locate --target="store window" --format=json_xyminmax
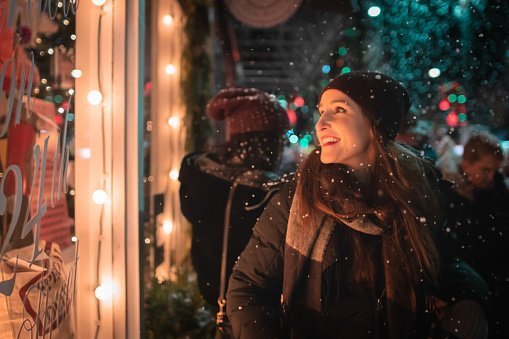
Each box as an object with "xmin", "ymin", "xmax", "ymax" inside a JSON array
[{"xmin": 0, "ymin": 0, "xmax": 77, "ymax": 338}]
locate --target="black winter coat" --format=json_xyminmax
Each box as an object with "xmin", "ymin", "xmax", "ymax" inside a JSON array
[
  {"xmin": 226, "ymin": 178, "xmax": 490, "ymax": 339},
  {"xmin": 179, "ymin": 152, "xmax": 284, "ymax": 309}
]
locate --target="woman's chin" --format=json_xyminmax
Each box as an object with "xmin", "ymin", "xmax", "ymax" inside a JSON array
[{"xmin": 320, "ymin": 154, "xmax": 335, "ymax": 164}]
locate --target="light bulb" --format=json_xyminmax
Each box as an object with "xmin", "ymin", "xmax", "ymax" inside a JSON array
[
  {"xmin": 71, "ymin": 236, "xmax": 78, "ymax": 242},
  {"xmin": 94, "ymin": 280, "xmax": 116, "ymax": 301},
  {"xmin": 92, "ymin": 189, "xmax": 107, "ymax": 205},
  {"xmin": 165, "ymin": 64, "xmax": 176, "ymax": 75},
  {"xmin": 87, "ymin": 90, "xmax": 103, "ymax": 106},
  {"xmin": 71, "ymin": 69, "xmax": 83, "ymax": 78},
  {"xmin": 91, "ymin": 0, "xmax": 107, "ymax": 6},
  {"xmin": 428, "ymin": 68, "xmax": 441, "ymax": 78},
  {"xmin": 367, "ymin": 6, "xmax": 381, "ymax": 17},
  {"xmin": 163, "ymin": 15, "xmax": 173, "ymax": 26},
  {"xmin": 79, "ymin": 148, "xmax": 91, "ymax": 159},
  {"xmin": 169, "ymin": 169, "xmax": 179, "ymax": 180},
  {"xmin": 167, "ymin": 116, "xmax": 180, "ymax": 128},
  {"xmin": 48, "ymin": 48, "xmax": 54, "ymax": 55},
  {"xmin": 163, "ymin": 220, "xmax": 173, "ymax": 234}
]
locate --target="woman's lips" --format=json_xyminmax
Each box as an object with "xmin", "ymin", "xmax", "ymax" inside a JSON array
[{"xmin": 321, "ymin": 136, "xmax": 340, "ymax": 147}]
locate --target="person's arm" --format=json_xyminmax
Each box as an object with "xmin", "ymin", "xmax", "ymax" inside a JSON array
[{"xmin": 226, "ymin": 181, "xmax": 293, "ymax": 339}]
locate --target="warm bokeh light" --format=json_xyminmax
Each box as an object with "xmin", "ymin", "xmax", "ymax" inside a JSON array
[
  {"xmin": 168, "ymin": 116, "xmax": 180, "ymax": 128},
  {"xmin": 163, "ymin": 15, "xmax": 173, "ymax": 26},
  {"xmin": 165, "ymin": 64, "xmax": 177, "ymax": 75},
  {"xmin": 87, "ymin": 90, "xmax": 103, "ymax": 106},
  {"xmin": 92, "ymin": 189, "xmax": 108, "ymax": 205},
  {"xmin": 163, "ymin": 220, "xmax": 173, "ymax": 234}
]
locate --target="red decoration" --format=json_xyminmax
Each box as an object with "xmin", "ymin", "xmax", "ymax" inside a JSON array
[
  {"xmin": 446, "ymin": 112, "xmax": 459, "ymax": 127},
  {"xmin": 294, "ymin": 96, "xmax": 305, "ymax": 107},
  {"xmin": 439, "ymin": 99, "xmax": 450, "ymax": 111},
  {"xmin": 287, "ymin": 109, "xmax": 297, "ymax": 126}
]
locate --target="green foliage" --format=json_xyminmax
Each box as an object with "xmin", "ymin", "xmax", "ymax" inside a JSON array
[
  {"xmin": 145, "ymin": 277, "xmax": 215, "ymax": 339},
  {"xmin": 178, "ymin": 0, "xmax": 213, "ymax": 152}
]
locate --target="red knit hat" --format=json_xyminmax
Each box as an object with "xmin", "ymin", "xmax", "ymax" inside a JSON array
[{"xmin": 206, "ymin": 87, "xmax": 290, "ymax": 139}]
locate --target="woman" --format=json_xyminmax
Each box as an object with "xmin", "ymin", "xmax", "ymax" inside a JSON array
[{"xmin": 226, "ymin": 72, "xmax": 487, "ymax": 338}]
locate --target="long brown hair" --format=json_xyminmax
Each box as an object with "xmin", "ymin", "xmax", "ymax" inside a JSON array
[{"xmin": 297, "ymin": 118, "xmax": 443, "ymax": 288}]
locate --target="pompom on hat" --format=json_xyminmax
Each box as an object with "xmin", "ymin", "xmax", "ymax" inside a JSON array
[
  {"xmin": 320, "ymin": 71, "xmax": 410, "ymax": 140},
  {"xmin": 206, "ymin": 87, "xmax": 290, "ymax": 139}
]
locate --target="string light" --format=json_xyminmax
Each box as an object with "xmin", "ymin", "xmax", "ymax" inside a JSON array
[
  {"xmin": 169, "ymin": 169, "xmax": 179, "ymax": 180},
  {"xmin": 92, "ymin": 189, "xmax": 108, "ymax": 205},
  {"xmin": 162, "ymin": 15, "xmax": 173, "ymax": 26},
  {"xmin": 165, "ymin": 64, "xmax": 176, "ymax": 75},
  {"xmin": 71, "ymin": 34, "xmax": 77, "ymax": 41},
  {"xmin": 163, "ymin": 220, "xmax": 173, "ymax": 234},
  {"xmin": 87, "ymin": 90, "xmax": 103, "ymax": 106},
  {"xmin": 58, "ymin": 107, "xmax": 65, "ymax": 114},
  {"xmin": 91, "ymin": 0, "xmax": 107, "ymax": 6},
  {"xmin": 167, "ymin": 116, "xmax": 180, "ymax": 128},
  {"xmin": 94, "ymin": 280, "xmax": 116, "ymax": 302},
  {"xmin": 71, "ymin": 236, "xmax": 78, "ymax": 242},
  {"xmin": 71, "ymin": 69, "xmax": 83, "ymax": 78},
  {"xmin": 48, "ymin": 48, "xmax": 54, "ymax": 55},
  {"xmin": 368, "ymin": 6, "xmax": 381, "ymax": 17},
  {"xmin": 428, "ymin": 68, "xmax": 441, "ymax": 78}
]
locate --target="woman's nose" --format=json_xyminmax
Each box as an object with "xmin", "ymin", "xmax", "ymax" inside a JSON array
[{"xmin": 315, "ymin": 113, "xmax": 330, "ymax": 131}]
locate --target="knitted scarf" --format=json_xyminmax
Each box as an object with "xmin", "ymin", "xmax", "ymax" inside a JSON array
[{"xmin": 282, "ymin": 192, "xmax": 420, "ymax": 339}]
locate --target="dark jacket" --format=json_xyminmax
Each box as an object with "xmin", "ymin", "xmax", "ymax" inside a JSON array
[
  {"xmin": 179, "ymin": 152, "xmax": 285, "ymax": 309},
  {"xmin": 226, "ymin": 173, "xmax": 490, "ymax": 339},
  {"xmin": 444, "ymin": 171, "xmax": 509, "ymax": 338}
]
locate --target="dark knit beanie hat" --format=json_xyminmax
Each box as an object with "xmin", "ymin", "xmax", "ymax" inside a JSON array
[
  {"xmin": 206, "ymin": 87, "xmax": 290, "ymax": 139},
  {"xmin": 320, "ymin": 71, "xmax": 410, "ymax": 140}
]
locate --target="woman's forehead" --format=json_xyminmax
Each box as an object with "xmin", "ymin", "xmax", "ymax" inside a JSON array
[{"xmin": 318, "ymin": 89, "xmax": 353, "ymax": 107}]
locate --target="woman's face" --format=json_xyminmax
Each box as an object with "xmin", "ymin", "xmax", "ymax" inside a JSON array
[{"xmin": 316, "ymin": 89, "xmax": 375, "ymax": 168}]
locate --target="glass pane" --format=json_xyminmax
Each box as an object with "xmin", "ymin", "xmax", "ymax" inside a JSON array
[{"xmin": 0, "ymin": 1, "xmax": 77, "ymax": 337}]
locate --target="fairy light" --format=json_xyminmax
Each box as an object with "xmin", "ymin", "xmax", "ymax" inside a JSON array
[
  {"xmin": 94, "ymin": 280, "xmax": 117, "ymax": 302},
  {"xmin": 71, "ymin": 236, "xmax": 78, "ymax": 242},
  {"xmin": 91, "ymin": 0, "xmax": 107, "ymax": 6},
  {"xmin": 167, "ymin": 116, "xmax": 180, "ymax": 128},
  {"xmin": 78, "ymin": 147, "xmax": 92, "ymax": 159},
  {"xmin": 169, "ymin": 169, "xmax": 179, "ymax": 180},
  {"xmin": 71, "ymin": 69, "xmax": 83, "ymax": 78},
  {"xmin": 163, "ymin": 220, "xmax": 173, "ymax": 234},
  {"xmin": 87, "ymin": 90, "xmax": 103, "ymax": 106},
  {"xmin": 71, "ymin": 34, "xmax": 77, "ymax": 41},
  {"xmin": 92, "ymin": 189, "xmax": 108, "ymax": 205},
  {"xmin": 163, "ymin": 15, "xmax": 173, "ymax": 26},
  {"xmin": 48, "ymin": 48, "xmax": 54, "ymax": 55},
  {"xmin": 428, "ymin": 68, "xmax": 441, "ymax": 78},
  {"xmin": 165, "ymin": 64, "xmax": 176, "ymax": 75}
]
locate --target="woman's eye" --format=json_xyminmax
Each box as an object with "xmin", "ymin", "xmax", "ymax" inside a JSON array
[{"xmin": 335, "ymin": 107, "xmax": 346, "ymax": 113}]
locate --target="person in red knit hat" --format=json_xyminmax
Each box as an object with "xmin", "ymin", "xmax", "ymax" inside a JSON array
[{"xmin": 178, "ymin": 88, "xmax": 290, "ymax": 326}]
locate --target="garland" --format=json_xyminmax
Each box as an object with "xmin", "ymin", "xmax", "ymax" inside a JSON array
[{"xmin": 178, "ymin": 0, "xmax": 213, "ymax": 152}]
